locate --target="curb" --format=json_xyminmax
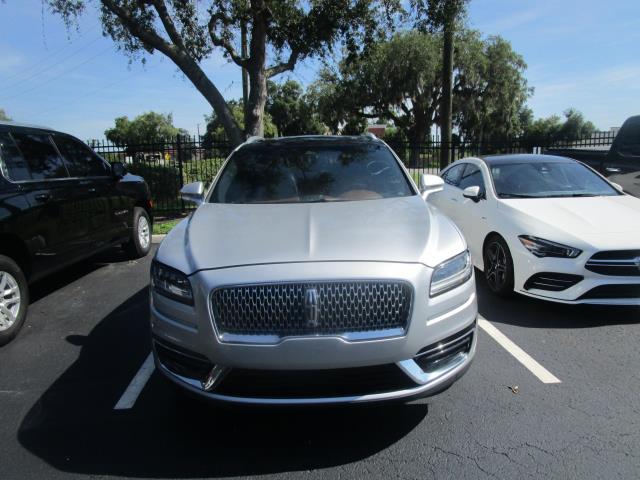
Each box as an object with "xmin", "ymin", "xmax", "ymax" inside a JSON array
[{"xmin": 152, "ymin": 234, "xmax": 166, "ymax": 244}]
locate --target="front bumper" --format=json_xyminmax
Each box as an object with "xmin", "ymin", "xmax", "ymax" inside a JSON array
[
  {"xmin": 150, "ymin": 261, "xmax": 477, "ymax": 405},
  {"xmin": 510, "ymin": 245, "xmax": 640, "ymax": 305}
]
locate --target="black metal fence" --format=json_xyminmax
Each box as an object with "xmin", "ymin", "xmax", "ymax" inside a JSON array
[{"xmin": 90, "ymin": 131, "xmax": 617, "ymax": 215}]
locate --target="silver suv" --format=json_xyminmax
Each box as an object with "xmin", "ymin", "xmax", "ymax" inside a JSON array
[{"xmin": 150, "ymin": 135, "xmax": 477, "ymax": 405}]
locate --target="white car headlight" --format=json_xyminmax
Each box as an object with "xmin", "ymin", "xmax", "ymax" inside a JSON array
[
  {"xmin": 518, "ymin": 235, "xmax": 582, "ymax": 258},
  {"xmin": 151, "ymin": 260, "xmax": 194, "ymax": 305},
  {"xmin": 430, "ymin": 251, "xmax": 473, "ymax": 297}
]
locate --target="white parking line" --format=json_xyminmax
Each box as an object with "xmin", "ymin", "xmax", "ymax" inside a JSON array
[
  {"xmin": 114, "ymin": 353, "xmax": 155, "ymax": 410},
  {"xmin": 478, "ymin": 317, "xmax": 561, "ymax": 384}
]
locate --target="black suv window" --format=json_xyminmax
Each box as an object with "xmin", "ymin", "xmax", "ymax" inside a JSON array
[
  {"xmin": 0, "ymin": 132, "xmax": 31, "ymax": 181},
  {"xmin": 54, "ymin": 135, "xmax": 111, "ymax": 177},
  {"xmin": 458, "ymin": 164, "xmax": 486, "ymax": 192},
  {"xmin": 11, "ymin": 133, "xmax": 68, "ymax": 180},
  {"xmin": 442, "ymin": 163, "xmax": 465, "ymax": 186}
]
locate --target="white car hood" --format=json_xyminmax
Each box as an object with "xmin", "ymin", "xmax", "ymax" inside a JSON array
[
  {"xmin": 158, "ymin": 195, "xmax": 465, "ymax": 273},
  {"xmin": 499, "ymin": 194, "xmax": 640, "ymax": 246}
]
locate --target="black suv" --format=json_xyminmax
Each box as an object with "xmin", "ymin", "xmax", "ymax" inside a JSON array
[{"xmin": 0, "ymin": 121, "xmax": 153, "ymax": 344}]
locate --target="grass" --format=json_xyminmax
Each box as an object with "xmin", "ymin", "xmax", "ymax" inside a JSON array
[{"xmin": 153, "ymin": 218, "xmax": 181, "ymax": 235}]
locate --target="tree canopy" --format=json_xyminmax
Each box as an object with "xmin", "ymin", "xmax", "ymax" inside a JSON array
[
  {"xmin": 105, "ymin": 111, "xmax": 186, "ymax": 146},
  {"xmin": 312, "ymin": 29, "xmax": 530, "ymax": 156},
  {"xmin": 0, "ymin": 108, "xmax": 10, "ymax": 121},
  {"xmin": 266, "ymin": 80, "xmax": 325, "ymax": 136},
  {"xmin": 522, "ymin": 108, "xmax": 597, "ymax": 143},
  {"xmin": 47, "ymin": 0, "xmax": 402, "ymax": 146},
  {"xmin": 202, "ymin": 99, "xmax": 277, "ymax": 148}
]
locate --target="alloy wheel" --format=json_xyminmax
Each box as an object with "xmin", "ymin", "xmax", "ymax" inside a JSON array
[
  {"xmin": 138, "ymin": 215, "xmax": 151, "ymax": 250},
  {"xmin": 0, "ymin": 271, "xmax": 21, "ymax": 331},
  {"xmin": 485, "ymin": 241, "xmax": 508, "ymax": 291}
]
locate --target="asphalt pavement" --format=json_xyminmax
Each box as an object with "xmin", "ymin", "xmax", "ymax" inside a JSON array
[{"xmin": 0, "ymin": 245, "xmax": 639, "ymax": 479}]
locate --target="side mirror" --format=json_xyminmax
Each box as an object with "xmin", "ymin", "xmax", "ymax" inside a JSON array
[
  {"xmin": 462, "ymin": 185, "xmax": 483, "ymax": 202},
  {"xmin": 180, "ymin": 181, "xmax": 205, "ymax": 205},
  {"xmin": 611, "ymin": 182, "xmax": 624, "ymax": 192},
  {"xmin": 419, "ymin": 174, "xmax": 444, "ymax": 200},
  {"xmin": 112, "ymin": 162, "xmax": 127, "ymax": 178}
]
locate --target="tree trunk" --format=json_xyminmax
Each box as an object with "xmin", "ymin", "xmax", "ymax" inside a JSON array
[
  {"xmin": 173, "ymin": 51, "xmax": 243, "ymax": 147},
  {"xmin": 440, "ymin": 21, "xmax": 454, "ymax": 169},
  {"xmin": 244, "ymin": 11, "xmax": 267, "ymax": 137}
]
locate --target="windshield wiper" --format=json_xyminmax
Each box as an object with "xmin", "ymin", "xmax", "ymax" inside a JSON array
[{"xmin": 499, "ymin": 193, "xmax": 536, "ymax": 198}]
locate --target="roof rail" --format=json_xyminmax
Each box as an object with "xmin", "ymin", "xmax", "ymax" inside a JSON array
[{"xmin": 245, "ymin": 135, "xmax": 264, "ymax": 144}]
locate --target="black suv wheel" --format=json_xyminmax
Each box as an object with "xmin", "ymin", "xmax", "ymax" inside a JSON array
[
  {"xmin": 0, "ymin": 255, "xmax": 29, "ymax": 346},
  {"xmin": 124, "ymin": 207, "xmax": 152, "ymax": 258}
]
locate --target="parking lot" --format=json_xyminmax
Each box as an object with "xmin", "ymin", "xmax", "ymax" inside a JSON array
[{"xmin": 0, "ymin": 244, "xmax": 638, "ymax": 479}]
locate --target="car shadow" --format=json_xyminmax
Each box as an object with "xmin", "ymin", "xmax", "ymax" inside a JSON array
[
  {"xmin": 29, "ymin": 247, "xmax": 137, "ymax": 303},
  {"xmin": 475, "ymin": 269, "xmax": 640, "ymax": 329},
  {"xmin": 17, "ymin": 287, "xmax": 428, "ymax": 478}
]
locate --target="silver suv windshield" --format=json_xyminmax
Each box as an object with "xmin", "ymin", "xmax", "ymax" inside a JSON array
[{"xmin": 210, "ymin": 142, "xmax": 414, "ymax": 204}]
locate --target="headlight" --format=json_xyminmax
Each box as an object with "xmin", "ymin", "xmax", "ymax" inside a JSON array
[
  {"xmin": 430, "ymin": 251, "xmax": 473, "ymax": 297},
  {"xmin": 518, "ymin": 235, "xmax": 581, "ymax": 258},
  {"xmin": 151, "ymin": 260, "xmax": 194, "ymax": 305}
]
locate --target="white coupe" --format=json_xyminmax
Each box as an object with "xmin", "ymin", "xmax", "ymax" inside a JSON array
[{"xmin": 430, "ymin": 154, "xmax": 640, "ymax": 305}]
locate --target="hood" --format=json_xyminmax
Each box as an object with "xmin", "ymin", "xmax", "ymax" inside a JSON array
[
  {"xmin": 499, "ymin": 194, "xmax": 640, "ymax": 246},
  {"xmin": 158, "ymin": 195, "xmax": 466, "ymax": 273}
]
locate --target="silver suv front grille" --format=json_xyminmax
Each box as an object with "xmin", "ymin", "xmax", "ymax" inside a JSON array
[{"xmin": 210, "ymin": 281, "xmax": 413, "ymax": 338}]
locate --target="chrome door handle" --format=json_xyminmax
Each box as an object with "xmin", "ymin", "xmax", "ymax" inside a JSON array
[
  {"xmin": 88, "ymin": 187, "xmax": 97, "ymax": 193},
  {"xmin": 605, "ymin": 167, "xmax": 621, "ymax": 173}
]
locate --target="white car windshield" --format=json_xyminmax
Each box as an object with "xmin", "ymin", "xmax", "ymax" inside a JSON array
[
  {"xmin": 490, "ymin": 161, "xmax": 620, "ymax": 198},
  {"xmin": 210, "ymin": 142, "xmax": 414, "ymax": 204}
]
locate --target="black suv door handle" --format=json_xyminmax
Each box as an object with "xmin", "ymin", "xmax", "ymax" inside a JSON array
[
  {"xmin": 88, "ymin": 187, "xmax": 97, "ymax": 193},
  {"xmin": 35, "ymin": 193, "xmax": 51, "ymax": 203},
  {"xmin": 605, "ymin": 167, "xmax": 622, "ymax": 173}
]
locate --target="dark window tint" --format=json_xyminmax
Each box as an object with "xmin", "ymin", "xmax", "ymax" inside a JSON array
[
  {"xmin": 54, "ymin": 135, "xmax": 111, "ymax": 177},
  {"xmin": 458, "ymin": 164, "xmax": 485, "ymax": 192},
  {"xmin": 211, "ymin": 143, "xmax": 413, "ymax": 204},
  {"xmin": 490, "ymin": 161, "xmax": 619, "ymax": 198},
  {"xmin": 0, "ymin": 133, "xmax": 31, "ymax": 181},
  {"xmin": 442, "ymin": 163, "xmax": 465, "ymax": 186},
  {"xmin": 11, "ymin": 133, "xmax": 68, "ymax": 180}
]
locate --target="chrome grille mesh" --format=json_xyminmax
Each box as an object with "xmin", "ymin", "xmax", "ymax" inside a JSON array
[{"xmin": 211, "ymin": 281, "xmax": 412, "ymax": 337}]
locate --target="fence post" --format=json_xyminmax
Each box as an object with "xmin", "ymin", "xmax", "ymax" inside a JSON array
[{"xmin": 176, "ymin": 135, "xmax": 185, "ymax": 213}]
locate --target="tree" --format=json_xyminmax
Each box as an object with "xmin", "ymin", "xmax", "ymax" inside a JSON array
[
  {"xmin": 522, "ymin": 109, "xmax": 597, "ymax": 143},
  {"xmin": 412, "ymin": 0, "xmax": 469, "ymax": 168},
  {"xmin": 312, "ymin": 30, "xmax": 530, "ymax": 163},
  {"xmin": 202, "ymin": 99, "xmax": 277, "ymax": 148},
  {"xmin": 266, "ymin": 80, "xmax": 325, "ymax": 136},
  {"xmin": 453, "ymin": 33, "xmax": 531, "ymax": 145},
  {"xmin": 0, "ymin": 108, "xmax": 10, "ymax": 121},
  {"xmin": 105, "ymin": 111, "xmax": 186, "ymax": 151},
  {"xmin": 48, "ymin": 0, "xmax": 402, "ymax": 147}
]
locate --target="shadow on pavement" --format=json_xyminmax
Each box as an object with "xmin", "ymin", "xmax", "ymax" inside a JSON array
[
  {"xmin": 29, "ymin": 247, "xmax": 134, "ymax": 303},
  {"xmin": 476, "ymin": 269, "xmax": 640, "ymax": 328},
  {"xmin": 18, "ymin": 287, "xmax": 428, "ymax": 478}
]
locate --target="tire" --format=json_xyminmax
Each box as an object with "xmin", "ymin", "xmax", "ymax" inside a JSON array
[
  {"xmin": 124, "ymin": 207, "xmax": 152, "ymax": 259},
  {"xmin": 0, "ymin": 255, "xmax": 29, "ymax": 346},
  {"xmin": 483, "ymin": 235, "xmax": 515, "ymax": 297}
]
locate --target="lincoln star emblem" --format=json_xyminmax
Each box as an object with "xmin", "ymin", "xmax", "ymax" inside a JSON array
[
  {"xmin": 304, "ymin": 287, "xmax": 320, "ymax": 328},
  {"xmin": 635, "ymin": 256, "xmax": 640, "ymax": 272}
]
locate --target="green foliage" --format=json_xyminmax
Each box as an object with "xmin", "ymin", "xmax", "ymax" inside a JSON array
[
  {"xmin": 522, "ymin": 108, "xmax": 597, "ymax": 143},
  {"xmin": 266, "ymin": 80, "xmax": 326, "ymax": 136},
  {"xmin": 105, "ymin": 112, "xmax": 186, "ymax": 147},
  {"xmin": 0, "ymin": 108, "xmax": 10, "ymax": 121},
  {"xmin": 312, "ymin": 29, "xmax": 530, "ymax": 145},
  {"xmin": 453, "ymin": 32, "xmax": 532, "ymax": 142},
  {"xmin": 202, "ymin": 100, "xmax": 277, "ymax": 148}
]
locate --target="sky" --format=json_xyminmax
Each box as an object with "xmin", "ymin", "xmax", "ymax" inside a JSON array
[{"xmin": 0, "ymin": 0, "xmax": 639, "ymax": 140}]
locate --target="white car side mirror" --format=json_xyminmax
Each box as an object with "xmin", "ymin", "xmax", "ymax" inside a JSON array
[
  {"xmin": 611, "ymin": 182, "xmax": 624, "ymax": 192},
  {"xmin": 419, "ymin": 174, "xmax": 444, "ymax": 200},
  {"xmin": 462, "ymin": 185, "xmax": 483, "ymax": 202},
  {"xmin": 180, "ymin": 181, "xmax": 205, "ymax": 205}
]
